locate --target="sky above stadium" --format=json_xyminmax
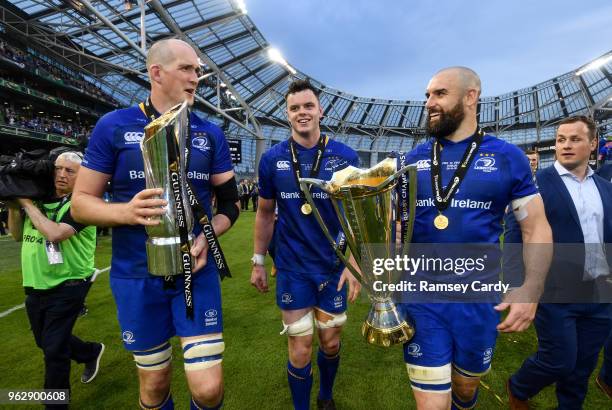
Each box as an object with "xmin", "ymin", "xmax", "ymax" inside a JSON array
[{"xmin": 247, "ymin": 0, "xmax": 612, "ymax": 100}]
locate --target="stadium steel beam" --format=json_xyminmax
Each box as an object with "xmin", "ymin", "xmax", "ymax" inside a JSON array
[
  {"xmin": 64, "ymin": 0, "xmax": 192, "ymax": 39},
  {"xmin": 100, "ymin": 0, "xmax": 149, "ymax": 51},
  {"xmin": 553, "ymin": 81, "xmax": 569, "ymax": 118},
  {"xmin": 29, "ymin": 36, "xmax": 143, "ymax": 76},
  {"xmin": 235, "ymin": 61, "xmax": 275, "ymax": 89},
  {"xmin": 359, "ymin": 101, "xmax": 374, "ymax": 125},
  {"xmin": 401, "ymin": 104, "xmax": 412, "ymax": 128},
  {"xmin": 217, "ymin": 47, "xmax": 263, "ymax": 71},
  {"xmin": 340, "ymin": 99, "xmax": 356, "ymax": 123},
  {"xmin": 96, "ymin": 11, "xmax": 245, "ymax": 60},
  {"xmin": 532, "ymin": 87, "xmax": 541, "ymax": 142},
  {"xmin": 322, "ymin": 94, "xmax": 339, "ymax": 117},
  {"xmin": 377, "ymin": 102, "xmax": 392, "ymax": 136},
  {"xmin": 80, "ymin": 1, "xmax": 145, "ymax": 62},
  {"xmin": 202, "ymin": 59, "xmax": 273, "ymax": 100},
  {"xmin": 245, "ymin": 72, "xmax": 288, "ymax": 105},
  {"xmin": 263, "ymin": 96, "xmax": 286, "ymax": 118},
  {"xmin": 28, "ymin": 2, "xmax": 71, "ymax": 20},
  {"xmin": 575, "ymin": 75, "xmax": 596, "ymax": 110},
  {"xmin": 513, "ymin": 92, "xmax": 520, "ymax": 125},
  {"xmin": 146, "ymin": 0, "xmax": 266, "ymax": 172}
]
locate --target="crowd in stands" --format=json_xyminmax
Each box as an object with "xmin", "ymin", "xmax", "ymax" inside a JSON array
[
  {"xmin": 0, "ymin": 39, "xmax": 119, "ymax": 106},
  {"xmin": 0, "ymin": 102, "xmax": 92, "ymax": 140}
]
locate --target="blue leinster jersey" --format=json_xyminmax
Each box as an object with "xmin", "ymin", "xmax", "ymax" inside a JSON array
[
  {"xmin": 395, "ymin": 134, "xmax": 537, "ymax": 301},
  {"xmin": 83, "ymin": 105, "xmax": 233, "ymax": 279},
  {"xmin": 402, "ymin": 134, "xmax": 536, "ymax": 244},
  {"xmin": 259, "ymin": 138, "xmax": 359, "ymax": 274}
]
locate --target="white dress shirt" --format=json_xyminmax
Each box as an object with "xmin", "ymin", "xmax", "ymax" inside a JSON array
[{"xmin": 554, "ymin": 161, "xmax": 608, "ymax": 279}]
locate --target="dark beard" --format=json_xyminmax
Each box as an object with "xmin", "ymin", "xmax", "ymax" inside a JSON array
[{"xmin": 426, "ymin": 102, "xmax": 465, "ymax": 139}]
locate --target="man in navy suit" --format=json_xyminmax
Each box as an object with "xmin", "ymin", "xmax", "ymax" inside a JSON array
[
  {"xmin": 596, "ymin": 162, "xmax": 612, "ymax": 182},
  {"xmin": 508, "ymin": 116, "xmax": 612, "ymax": 409},
  {"xmin": 595, "ymin": 161, "xmax": 612, "ymax": 400}
]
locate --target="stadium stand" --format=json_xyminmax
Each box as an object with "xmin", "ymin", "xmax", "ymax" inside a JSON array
[
  {"xmin": 0, "ymin": 32, "xmax": 117, "ymax": 155},
  {"xmin": 0, "ymin": 0, "xmax": 609, "ymax": 172}
]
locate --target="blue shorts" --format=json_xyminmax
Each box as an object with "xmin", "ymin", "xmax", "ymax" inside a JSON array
[
  {"xmin": 401, "ymin": 303, "xmax": 499, "ymax": 392},
  {"xmin": 275, "ymin": 269, "xmax": 347, "ymax": 314},
  {"xmin": 110, "ymin": 270, "xmax": 223, "ymax": 351}
]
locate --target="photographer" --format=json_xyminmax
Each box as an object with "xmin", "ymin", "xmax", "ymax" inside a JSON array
[{"xmin": 8, "ymin": 151, "xmax": 103, "ymax": 409}]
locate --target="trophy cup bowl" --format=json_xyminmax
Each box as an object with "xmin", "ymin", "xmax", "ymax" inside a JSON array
[
  {"xmin": 300, "ymin": 157, "xmax": 417, "ymax": 347},
  {"xmin": 140, "ymin": 101, "xmax": 194, "ymax": 276}
]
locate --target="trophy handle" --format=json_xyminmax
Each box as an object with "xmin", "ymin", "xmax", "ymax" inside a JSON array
[
  {"xmin": 299, "ymin": 180, "xmax": 364, "ymax": 284},
  {"xmin": 376, "ymin": 164, "xmax": 413, "ymax": 191}
]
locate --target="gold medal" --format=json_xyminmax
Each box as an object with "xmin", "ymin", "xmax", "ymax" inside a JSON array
[
  {"xmin": 434, "ymin": 214, "xmax": 449, "ymax": 230},
  {"xmin": 301, "ymin": 203, "xmax": 312, "ymax": 215}
]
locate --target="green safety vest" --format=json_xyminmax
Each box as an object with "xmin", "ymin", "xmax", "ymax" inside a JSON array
[{"xmin": 21, "ymin": 198, "xmax": 96, "ymax": 290}]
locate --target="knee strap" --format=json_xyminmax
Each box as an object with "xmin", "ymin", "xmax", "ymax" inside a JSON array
[
  {"xmin": 407, "ymin": 363, "xmax": 452, "ymax": 393},
  {"xmin": 133, "ymin": 342, "xmax": 172, "ymax": 371},
  {"xmin": 182, "ymin": 334, "xmax": 225, "ymax": 371},
  {"xmin": 314, "ymin": 309, "xmax": 347, "ymax": 329},
  {"xmin": 280, "ymin": 311, "xmax": 314, "ymax": 337}
]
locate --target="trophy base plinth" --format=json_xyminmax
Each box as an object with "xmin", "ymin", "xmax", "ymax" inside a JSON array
[
  {"xmin": 361, "ymin": 301, "xmax": 415, "ymax": 347},
  {"xmin": 146, "ymin": 236, "xmax": 194, "ymax": 276}
]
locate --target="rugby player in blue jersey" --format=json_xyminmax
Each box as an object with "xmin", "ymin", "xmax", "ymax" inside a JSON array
[
  {"xmin": 71, "ymin": 39, "xmax": 239, "ymax": 410},
  {"xmin": 250, "ymin": 80, "xmax": 361, "ymax": 410},
  {"xmin": 397, "ymin": 67, "xmax": 552, "ymax": 410}
]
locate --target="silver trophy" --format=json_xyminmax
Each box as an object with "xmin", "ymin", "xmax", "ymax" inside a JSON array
[
  {"xmin": 140, "ymin": 101, "xmax": 194, "ymax": 276},
  {"xmin": 300, "ymin": 157, "xmax": 417, "ymax": 347}
]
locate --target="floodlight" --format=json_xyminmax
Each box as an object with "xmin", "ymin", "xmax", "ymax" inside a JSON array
[
  {"xmin": 268, "ymin": 48, "xmax": 297, "ymax": 74},
  {"xmin": 268, "ymin": 48, "xmax": 286, "ymax": 65},
  {"xmin": 285, "ymin": 64, "xmax": 297, "ymax": 75},
  {"xmin": 236, "ymin": 0, "xmax": 247, "ymax": 14}
]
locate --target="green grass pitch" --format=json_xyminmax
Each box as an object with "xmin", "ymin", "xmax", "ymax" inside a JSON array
[{"xmin": 0, "ymin": 211, "xmax": 608, "ymax": 409}]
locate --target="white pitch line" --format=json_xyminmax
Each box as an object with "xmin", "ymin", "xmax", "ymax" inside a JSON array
[
  {"xmin": 0, "ymin": 266, "xmax": 110, "ymax": 318},
  {"xmin": 92, "ymin": 266, "xmax": 110, "ymax": 282},
  {"xmin": 0, "ymin": 303, "xmax": 25, "ymax": 318}
]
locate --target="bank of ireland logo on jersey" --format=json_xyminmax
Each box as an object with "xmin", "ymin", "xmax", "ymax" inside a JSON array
[
  {"xmin": 277, "ymin": 160, "xmax": 290, "ymax": 171},
  {"xmin": 204, "ymin": 309, "xmax": 218, "ymax": 326},
  {"xmin": 122, "ymin": 330, "xmax": 135, "ymax": 345},
  {"xmin": 333, "ymin": 295, "xmax": 343, "ymax": 308}
]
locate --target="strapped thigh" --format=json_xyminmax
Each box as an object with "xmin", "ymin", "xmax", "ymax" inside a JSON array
[{"xmin": 182, "ymin": 334, "xmax": 225, "ymax": 371}]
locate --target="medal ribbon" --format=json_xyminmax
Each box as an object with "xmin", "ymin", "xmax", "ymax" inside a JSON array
[
  {"xmin": 141, "ymin": 98, "xmax": 232, "ymax": 319},
  {"xmin": 289, "ymin": 135, "xmax": 327, "ymax": 213},
  {"xmin": 430, "ymin": 129, "xmax": 484, "ymax": 214}
]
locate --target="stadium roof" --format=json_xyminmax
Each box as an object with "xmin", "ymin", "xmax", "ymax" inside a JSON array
[{"xmin": 1, "ymin": 0, "xmax": 611, "ymax": 142}]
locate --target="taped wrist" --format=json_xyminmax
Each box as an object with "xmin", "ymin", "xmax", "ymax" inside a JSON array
[{"xmin": 213, "ymin": 176, "xmax": 240, "ymax": 225}]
